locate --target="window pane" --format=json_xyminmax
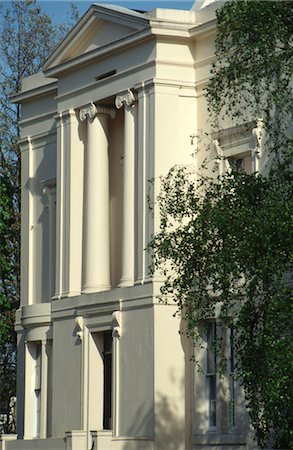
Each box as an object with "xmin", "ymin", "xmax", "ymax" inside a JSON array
[
  {"xmin": 228, "ymin": 325, "xmax": 235, "ymax": 427},
  {"xmin": 207, "ymin": 323, "xmax": 216, "ymax": 373},
  {"xmin": 103, "ymin": 331, "xmax": 112, "ymax": 429},
  {"xmin": 209, "ymin": 400, "xmax": 216, "ymax": 427},
  {"xmin": 206, "ymin": 323, "xmax": 217, "ymax": 428}
]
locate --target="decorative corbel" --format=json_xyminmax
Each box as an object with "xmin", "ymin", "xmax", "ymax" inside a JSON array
[
  {"xmin": 112, "ymin": 311, "xmax": 122, "ymax": 338},
  {"xmin": 75, "ymin": 316, "xmax": 84, "ymax": 341},
  {"xmin": 252, "ymin": 118, "xmax": 264, "ymax": 158},
  {"xmin": 213, "ymin": 139, "xmax": 230, "ymax": 175},
  {"xmin": 41, "ymin": 178, "xmax": 56, "ymax": 211}
]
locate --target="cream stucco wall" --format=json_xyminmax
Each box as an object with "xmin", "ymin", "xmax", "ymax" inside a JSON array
[{"xmin": 6, "ymin": 3, "xmax": 256, "ymax": 450}]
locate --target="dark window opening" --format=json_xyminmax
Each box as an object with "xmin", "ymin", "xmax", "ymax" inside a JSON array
[{"xmin": 103, "ymin": 331, "xmax": 112, "ymax": 429}]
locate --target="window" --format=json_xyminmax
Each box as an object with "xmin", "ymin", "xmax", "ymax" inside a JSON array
[
  {"xmin": 228, "ymin": 325, "xmax": 235, "ymax": 429},
  {"xmin": 103, "ymin": 331, "xmax": 112, "ymax": 429},
  {"xmin": 88, "ymin": 330, "xmax": 113, "ymax": 431},
  {"xmin": 229, "ymin": 152, "xmax": 252, "ymax": 174},
  {"xmin": 213, "ymin": 121, "xmax": 263, "ymax": 176},
  {"xmin": 204, "ymin": 322, "xmax": 235, "ymax": 431},
  {"xmin": 206, "ymin": 323, "xmax": 217, "ymax": 428}
]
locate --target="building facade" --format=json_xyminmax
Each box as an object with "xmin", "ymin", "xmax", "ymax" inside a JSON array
[{"xmin": 2, "ymin": 2, "xmax": 268, "ymax": 449}]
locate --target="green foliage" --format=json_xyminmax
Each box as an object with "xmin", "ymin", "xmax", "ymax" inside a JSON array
[
  {"xmin": 0, "ymin": 0, "xmax": 79, "ymax": 433},
  {"xmin": 207, "ymin": 0, "xmax": 293, "ymax": 162},
  {"xmin": 149, "ymin": 1, "xmax": 293, "ymax": 448}
]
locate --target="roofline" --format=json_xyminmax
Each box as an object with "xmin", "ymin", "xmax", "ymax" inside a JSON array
[
  {"xmin": 10, "ymin": 81, "xmax": 58, "ymax": 104},
  {"xmin": 44, "ymin": 27, "xmax": 153, "ymax": 78},
  {"xmin": 43, "ymin": 4, "xmax": 149, "ymax": 72},
  {"xmin": 189, "ymin": 18, "xmax": 217, "ymax": 38}
]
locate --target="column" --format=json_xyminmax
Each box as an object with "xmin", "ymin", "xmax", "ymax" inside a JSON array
[
  {"xmin": 115, "ymin": 89, "xmax": 136, "ymax": 287},
  {"xmin": 80, "ymin": 103, "xmax": 115, "ymax": 293}
]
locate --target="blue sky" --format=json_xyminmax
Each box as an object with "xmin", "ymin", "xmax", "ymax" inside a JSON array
[{"xmin": 38, "ymin": 1, "xmax": 195, "ymax": 25}]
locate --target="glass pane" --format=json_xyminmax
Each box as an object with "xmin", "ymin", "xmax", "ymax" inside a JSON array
[
  {"xmin": 229, "ymin": 375, "xmax": 235, "ymax": 428},
  {"xmin": 207, "ymin": 375, "xmax": 217, "ymax": 427},
  {"xmin": 229, "ymin": 325, "xmax": 234, "ymax": 371},
  {"xmin": 208, "ymin": 375, "xmax": 216, "ymax": 400},
  {"xmin": 103, "ymin": 332, "xmax": 112, "ymax": 429},
  {"xmin": 209, "ymin": 400, "xmax": 217, "ymax": 427},
  {"xmin": 207, "ymin": 323, "xmax": 216, "ymax": 373}
]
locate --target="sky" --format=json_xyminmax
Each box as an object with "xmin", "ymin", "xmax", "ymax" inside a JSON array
[
  {"xmin": 37, "ymin": 1, "xmax": 195, "ymax": 25},
  {"xmin": 0, "ymin": 1, "xmax": 195, "ymax": 28}
]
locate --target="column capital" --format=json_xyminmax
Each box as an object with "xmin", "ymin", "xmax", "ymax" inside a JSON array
[
  {"xmin": 115, "ymin": 89, "xmax": 136, "ymax": 109},
  {"xmin": 79, "ymin": 103, "xmax": 115, "ymax": 121}
]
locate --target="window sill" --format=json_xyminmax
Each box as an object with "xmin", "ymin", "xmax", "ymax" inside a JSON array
[{"xmin": 192, "ymin": 433, "xmax": 247, "ymax": 445}]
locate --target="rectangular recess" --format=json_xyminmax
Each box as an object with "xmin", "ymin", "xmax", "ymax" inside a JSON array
[{"xmin": 95, "ymin": 70, "xmax": 116, "ymax": 81}]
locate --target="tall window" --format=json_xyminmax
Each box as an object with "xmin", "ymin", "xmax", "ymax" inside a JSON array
[
  {"xmin": 103, "ymin": 331, "xmax": 112, "ymax": 429},
  {"xmin": 228, "ymin": 325, "xmax": 235, "ymax": 428},
  {"xmin": 34, "ymin": 343, "xmax": 41, "ymax": 438},
  {"xmin": 206, "ymin": 323, "xmax": 217, "ymax": 428},
  {"xmin": 204, "ymin": 322, "xmax": 236, "ymax": 431}
]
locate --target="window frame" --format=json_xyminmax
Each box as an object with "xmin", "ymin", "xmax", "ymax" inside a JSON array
[{"xmin": 212, "ymin": 120, "xmax": 263, "ymax": 176}]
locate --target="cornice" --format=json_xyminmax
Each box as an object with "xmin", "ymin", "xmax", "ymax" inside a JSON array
[
  {"xmin": 149, "ymin": 23, "xmax": 192, "ymax": 38},
  {"xmin": 10, "ymin": 81, "xmax": 57, "ymax": 104},
  {"xmin": 43, "ymin": 4, "xmax": 149, "ymax": 71},
  {"xmin": 43, "ymin": 19, "xmax": 213, "ymax": 79},
  {"xmin": 55, "ymin": 59, "xmax": 156, "ymax": 105},
  {"xmin": 189, "ymin": 18, "xmax": 217, "ymax": 39},
  {"xmin": 44, "ymin": 27, "xmax": 153, "ymax": 78}
]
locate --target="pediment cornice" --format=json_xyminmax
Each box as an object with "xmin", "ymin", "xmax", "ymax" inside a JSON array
[{"xmin": 43, "ymin": 4, "xmax": 149, "ymax": 76}]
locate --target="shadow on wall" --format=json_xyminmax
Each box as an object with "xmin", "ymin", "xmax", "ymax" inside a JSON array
[
  {"xmin": 121, "ymin": 317, "xmax": 190, "ymax": 450},
  {"xmin": 154, "ymin": 392, "xmax": 185, "ymax": 450},
  {"xmin": 120, "ymin": 317, "xmax": 250, "ymax": 450},
  {"xmin": 121, "ymin": 393, "xmax": 185, "ymax": 450}
]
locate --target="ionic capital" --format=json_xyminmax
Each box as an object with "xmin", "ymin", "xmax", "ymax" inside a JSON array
[
  {"xmin": 79, "ymin": 103, "xmax": 115, "ymax": 121},
  {"xmin": 115, "ymin": 89, "xmax": 136, "ymax": 110},
  {"xmin": 79, "ymin": 102, "xmax": 97, "ymax": 121}
]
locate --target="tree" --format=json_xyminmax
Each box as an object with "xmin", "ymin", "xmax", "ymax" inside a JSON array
[
  {"xmin": 149, "ymin": 1, "xmax": 293, "ymax": 448},
  {"xmin": 0, "ymin": 0, "xmax": 78, "ymax": 433}
]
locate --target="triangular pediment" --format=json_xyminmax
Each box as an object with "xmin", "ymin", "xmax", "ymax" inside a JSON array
[
  {"xmin": 43, "ymin": 4, "xmax": 149, "ymax": 73},
  {"xmin": 60, "ymin": 19, "xmax": 137, "ymax": 63}
]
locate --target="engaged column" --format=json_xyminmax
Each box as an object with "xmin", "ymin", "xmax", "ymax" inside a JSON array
[{"xmin": 80, "ymin": 103, "xmax": 115, "ymax": 293}]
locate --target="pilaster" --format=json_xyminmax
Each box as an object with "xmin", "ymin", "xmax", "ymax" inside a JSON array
[
  {"xmin": 115, "ymin": 89, "xmax": 136, "ymax": 287},
  {"xmin": 55, "ymin": 109, "xmax": 84, "ymax": 299}
]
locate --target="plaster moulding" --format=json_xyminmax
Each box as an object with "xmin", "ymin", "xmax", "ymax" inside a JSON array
[
  {"xmin": 112, "ymin": 310, "xmax": 122, "ymax": 338},
  {"xmin": 75, "ymin": 316, "xmax": 84, "ymax": 341}
]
